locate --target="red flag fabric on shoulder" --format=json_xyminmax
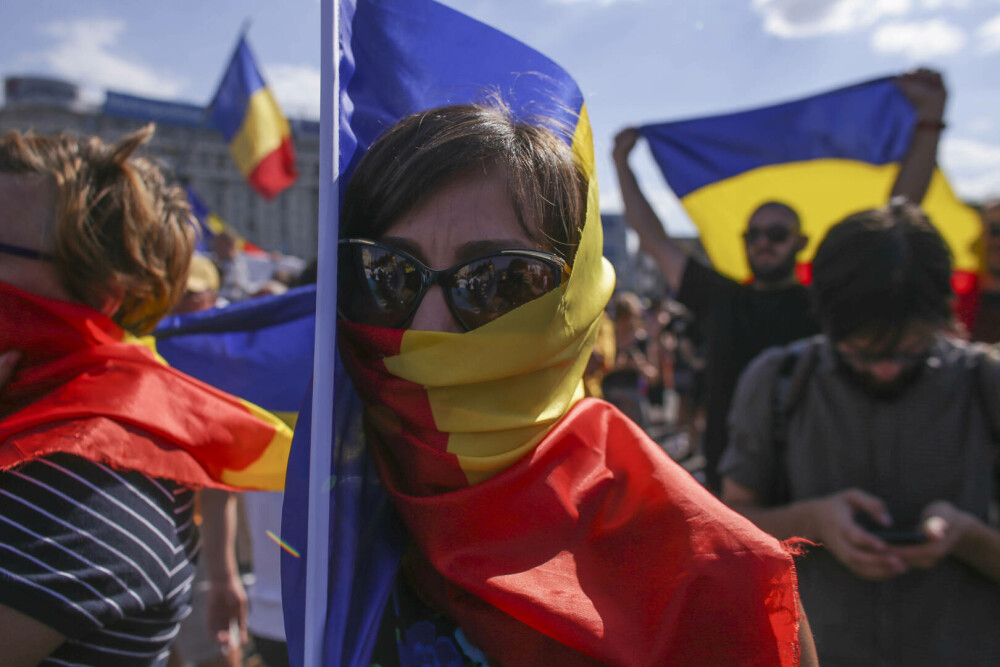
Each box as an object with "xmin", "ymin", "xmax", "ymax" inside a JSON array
[{"xmin": 0, "ymin": 281, "xmax": 290, "ymax": 489}]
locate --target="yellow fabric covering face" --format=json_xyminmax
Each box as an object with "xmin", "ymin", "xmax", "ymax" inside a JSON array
[{"xmin": 373, "ymin": 105, "xmax": 616, "ymax": 485}]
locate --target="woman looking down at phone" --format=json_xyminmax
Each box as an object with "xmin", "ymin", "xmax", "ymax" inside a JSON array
[{"xmin": 334, "ymin": 103, "xmax": 818, "ymax": 666}]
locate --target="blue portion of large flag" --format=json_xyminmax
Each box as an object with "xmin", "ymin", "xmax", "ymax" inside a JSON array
[
  {"xmin": 154, "ymin": 285, "xmax": 316, "ymax": 413},
  {"xmin": 282, "ymin": 0, "xmax": 586, "ymax": 664},
  {"xmin": 639, "ymin": 78, "xmax": 915, "ymax": 199}
]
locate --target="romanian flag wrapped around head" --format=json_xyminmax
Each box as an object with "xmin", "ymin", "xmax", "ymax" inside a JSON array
[
  {"xmin": 208, "ymin": 36, "xmax": 298, "ymax": 200},
  {"xmin": 282, "ymin": 1, "xmax": 802, "ymax": 666},
  {"xmin": 639, "ymin": 78, "xmax": 981, "ymax": 289}
]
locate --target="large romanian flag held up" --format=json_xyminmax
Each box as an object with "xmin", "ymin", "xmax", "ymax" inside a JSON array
[
  {"xmin": 639, "ymin": 78, "xmax": 981, "ymax": 287},
  {"xmin": 208, "ymin": 36, "xmax": 298, "ymax": 200},
  {"xmin": 282, "ymin": 1, "xmax": 801, "ymax": 666}
]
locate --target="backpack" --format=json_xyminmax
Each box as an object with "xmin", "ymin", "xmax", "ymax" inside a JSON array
[{"xmin": 768, "ymin": 337, "xmax": 1000, "ymax": 506}]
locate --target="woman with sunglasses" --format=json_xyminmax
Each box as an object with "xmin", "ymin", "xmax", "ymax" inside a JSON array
[{"xmin": 331, "ymin": 103, "xmax": 817, "ymax": 666}]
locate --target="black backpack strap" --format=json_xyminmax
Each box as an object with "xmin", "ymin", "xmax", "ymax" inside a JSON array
[{"xmin": 768, "ymin": 338, "xmax": 821, "ymax": 506}]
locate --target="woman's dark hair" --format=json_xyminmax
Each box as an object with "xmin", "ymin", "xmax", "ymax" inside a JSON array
[
  {"xmin": 811, "ymin": 199, "xmax": 953, "ymax": 347},
  {"xmin": 341, "ymin": 103, "xmax": 587, "ymax": 262}
]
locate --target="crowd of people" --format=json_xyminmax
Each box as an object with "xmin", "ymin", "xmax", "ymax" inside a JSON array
[{"xmin": 1, "ymin": 63, "xmax": 998, "ymax": 667}]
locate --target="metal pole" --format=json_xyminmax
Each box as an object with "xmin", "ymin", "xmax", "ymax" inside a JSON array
[{"xmin": 303, "ymin": 0, "xmax": 338, "ymax": 663}]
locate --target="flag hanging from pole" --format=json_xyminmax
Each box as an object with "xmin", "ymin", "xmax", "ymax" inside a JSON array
[
  {"xmin": 208, "ymin": 35, "xmax": 298, "ymax": 200},
  {"xmin": 639, "ymin": 78, "xmax": 980, "ymax": 288}
]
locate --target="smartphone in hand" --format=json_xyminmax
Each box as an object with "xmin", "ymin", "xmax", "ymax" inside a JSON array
[{"xmin": 855, "ymin": 513, "xmax": 928, "ymax": 545}]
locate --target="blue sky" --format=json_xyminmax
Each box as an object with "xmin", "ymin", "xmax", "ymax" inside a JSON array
[{"xmin": 2, "ymin": 0, "xmax": 998, "ymax": 235}]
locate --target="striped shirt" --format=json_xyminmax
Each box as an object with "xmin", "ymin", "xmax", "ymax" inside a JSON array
[{"xmin": 0, "ymin": 453, "xmax": 199, "ymax": 666}]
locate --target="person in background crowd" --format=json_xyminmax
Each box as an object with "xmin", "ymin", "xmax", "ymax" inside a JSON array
[
  {"xmin": 955, "ymin": 198, "xmax": 1000, "ymax": 343},
  {"xmin": 0, "ymin": 125, "xmax": 253, "ymax": 666},
  {"xmin": 721, "ymin": 201, "xmax": 1000, "ymax": 666},
  {"xmin": 173, "ymin": 253, "xmax": 225, "ymax": 315},
  {"xmin": 613, "ymin": 68, "xmax": 947, "ymax": 492},
  {"xmin": 582, "ymin": 310, "xmax": 616, "ymax": 399},
  {"xmin": 168, "ymin": 263, "xmax": 247, "ymax": 667},
  {"xmin": 602, "ymin": 291, "xmax": 660, "ymax": 428},
  {"xmin": 213, "ymin": 231, "xmax": 253, "ymax": 303}
]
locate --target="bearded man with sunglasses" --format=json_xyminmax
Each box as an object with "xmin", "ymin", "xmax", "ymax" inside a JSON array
[
  {"xmin": 720, "ymin": 201, "xmax": 1000, "ymax": 665},
  {"xmin": 613, "ymin": 68, "xmax": 946, "ymax": 494}
]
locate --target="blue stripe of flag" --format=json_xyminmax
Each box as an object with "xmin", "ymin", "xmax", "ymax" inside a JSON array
[{"xmin": 638, "ymin": 78, "xmax": 917, "ymax": 199}]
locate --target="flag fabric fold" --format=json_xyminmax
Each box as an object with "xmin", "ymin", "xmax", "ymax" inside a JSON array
[
  {"xmin": 0, "ymin": 281, "xmax": 292, "ymax": 490},
  {"xmin": 151, "ymin": 285, "xmax": 317, "ymax": 428},
  {"xmin": 639, "ymin": 78, "xmax": 981, "ymax": 287},
  {"xmin": 208, "ymin": 36, "xmax": 298, "ymax": 199}
]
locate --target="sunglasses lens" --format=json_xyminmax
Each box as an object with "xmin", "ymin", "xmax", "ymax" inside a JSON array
[
  {"xmin": 338, "ymin": 243, "xmax": 423, "ymax": 327},
  {"xmin": 448, "ymin": 254, "xmax": 563, "ymax": 330},
  {"xmin": 745, "ymin": 226, "xmax": 792, "ymax": 244},
  {"xmin": 766, "ymin": 227, "xmax": 790, "ymax": 243}
]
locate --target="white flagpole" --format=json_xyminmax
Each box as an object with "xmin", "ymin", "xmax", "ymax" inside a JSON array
[{"xmin": 304, "ymin": 0, "xmax": 338, "ymax": 664}]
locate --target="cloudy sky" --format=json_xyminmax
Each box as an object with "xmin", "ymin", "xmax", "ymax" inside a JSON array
[{"xmin": 2, "ymin": 0, "xmax": 998, "ymax": 234}]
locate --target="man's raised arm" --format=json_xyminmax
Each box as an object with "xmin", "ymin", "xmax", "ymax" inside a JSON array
[
  {"xmin": 613, "ymin": 128, "xmax": 689, "ymax": 291},
  {"xmin": 891, "ymin": 68, "xmax": 947, "ymax": 205}
]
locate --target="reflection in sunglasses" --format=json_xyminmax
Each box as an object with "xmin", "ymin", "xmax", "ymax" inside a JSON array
[{"xmin": 339, "ymin": 239, "xmax": 566, "ymax": 331}]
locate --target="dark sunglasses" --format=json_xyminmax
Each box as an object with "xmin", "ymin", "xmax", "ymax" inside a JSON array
[
  {"xmin": 987, "ymin": 222, "xmax": 1000, "ymax": 238},
  {"xmin": 337, "ymin": 238, "xmax": 567, "ymax": 331},
  {"xmin": 743, "ymin": 226, "xmax": 792, "ymax": 244},
  {"xmin": 0, "ymin": 241, "xmax": 53, "ymax": 261}
]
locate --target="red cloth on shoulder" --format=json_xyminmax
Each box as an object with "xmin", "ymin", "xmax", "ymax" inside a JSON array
[
  {"xmin": 375, "ymin": 398, "xmax": 802, "ymax": 666},
  {"xmin": 0, "ymin": 281, "xmax": 277, "ymax": 487}
]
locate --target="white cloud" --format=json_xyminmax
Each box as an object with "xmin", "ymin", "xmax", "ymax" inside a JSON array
[
  {"xmin": 752, "ymin": 0, "xmax": 912, "ymax": 38},
  {"xmin": 943, "ymin": 137, "xmax": 1000, "ymax": 171},
  {"xmin": 36, "ymin": 19, "xmax": 184, "ymax": 99},
  {"xmin": 266, "ymin": 64, "xmax": 321, "ymax": 119},
  {"xmin": 977, "ymin": 12, "xmax": 1000, "ymax": 52},
  {"xmin": 548, "ymin": 0, "xmax": 642, "ymax": 5},
  {"xmin": 942, "ymin": 137, "xmax": 1000, "ymax": 201},
  {"xmin": 870, "ymin": 18, "xmax": 966, "ymax": 58},
  {"xmin": 921, "ymin": 0, "xmax": 972, "ymax": 8}
]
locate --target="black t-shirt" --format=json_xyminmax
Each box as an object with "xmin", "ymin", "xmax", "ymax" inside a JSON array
[{"xmin": 677, "ymin": 259, "xmax": 820, "ymax": 491}]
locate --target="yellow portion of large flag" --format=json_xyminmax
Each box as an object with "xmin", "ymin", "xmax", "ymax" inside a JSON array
[
  {"xmin": 683, "ymin": 160, "xmax": 982, "ymax": 282},
  {"xmin": 229, "ymin": 87, "xmax": 293, "ymax": 177},
  {"xmin": 381, "ymin": 104, "xmax": 616, "ymax": 485}
]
